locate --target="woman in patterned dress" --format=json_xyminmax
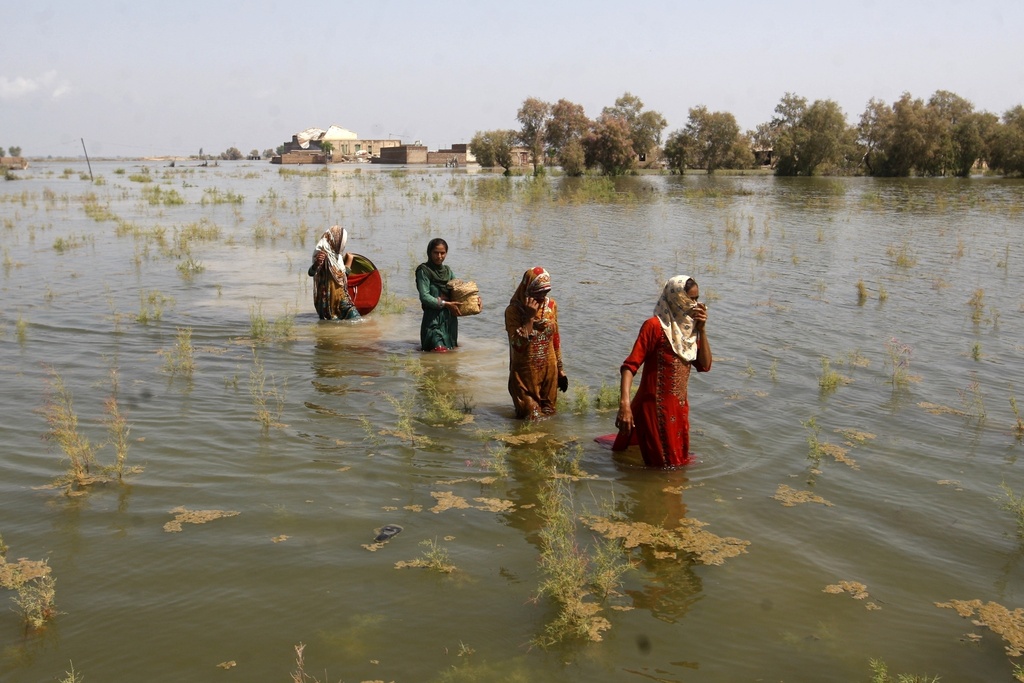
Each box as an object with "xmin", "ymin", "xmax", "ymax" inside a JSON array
[
  {"xmin": 504, "ymin": 267, "xmax": 568, "ymax": 419},
  {"xmin": 613, "ymin": 276, "xmax": 712, "ymax": 467}
]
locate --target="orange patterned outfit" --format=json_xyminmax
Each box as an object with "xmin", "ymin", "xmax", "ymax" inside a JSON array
[{"xmin": 504, "ymin": 268, "xmax": 563, "ymax": 419}]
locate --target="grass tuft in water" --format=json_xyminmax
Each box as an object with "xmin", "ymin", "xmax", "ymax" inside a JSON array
[
  {"xmin": 1010, "ymin": 395, "xmax": 1024, "ymax": 440},
  {"xmin": 995, "ymin": 481, "xmax": 1024, "ymax": 537},
  {"xmin": 818, "ymin": 357, "xmax": 850, "ymax": 393},
  {"xmin": 163, "ymin": 327, "xmax": 196, "ymax": 377},
  {"xmin": 42, "ymin": 369, "xmax": 97, "ymax": 490},
  {"xmin": 58, "ymin": 662, "xmax": 83, "ymax": 683},
  {"xmin": 249, "ymin": 350, "xmax": 285, "ymax": 431},
  {"xmin": 533, "ymin": 476, "xmax": 627, "ymax": 646},
  {"xmin": 885, "ymin": 337, "xmax": 916, "ymax": 388},
  {"xmin": 868, "ymin": 659, "xmax": 939, "ymax": 683}
]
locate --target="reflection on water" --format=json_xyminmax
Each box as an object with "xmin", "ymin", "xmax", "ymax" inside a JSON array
[{"xmin": 1, "ymin": 162, "xmax": 1023, "ymax": 681}]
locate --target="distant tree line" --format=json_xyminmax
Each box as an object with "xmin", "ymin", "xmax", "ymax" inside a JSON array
[
  {"xmin": 471, "ymin": 90, "xmax": 1024, "ymax": 177},
  {"xmin": 2, "ymin": 145, "xmax": 24, "ymax": 157}
]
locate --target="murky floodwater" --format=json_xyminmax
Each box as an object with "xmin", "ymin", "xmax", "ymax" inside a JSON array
[{"xmin": 2, "ymin": 161, "xmax": 1023, "ymax": 682}]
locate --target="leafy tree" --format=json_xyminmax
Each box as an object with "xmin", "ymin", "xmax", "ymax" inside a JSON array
[
  {"xmin": 858, "ymin": 98, "xmax": 895, "ymax": 176},
  {"xmin": 663, "ymin": 129, "xmax": 692, "ymax": 174},
  {"xmin": 275, "ymin": 144, "xmax": 287, "ymax": 156},
  {"xmin": 559, "ymin": 138, "xmax": 586, "ymax": 176},
  {"xmin": 8, "ymin": 146, "xmax": 21, "ymax": 157},
  {"xmin": 602, "ymin": 92, "xmax": 666, "ymax": 161},
  {"xmin": 546, "ymin": 98, "xmax": 590, "ymax": 168},
  {"xmin": 885, "ymin": 93, "xmax": 930, "ymax": 177},
  {"xmin": 988, "ymin": 105, "xmax": 1024, "ymax": 176},
  {"xmin": 320, "ymin": 141, "xmax": 334, "ymax": 163},
  {"xmin": 470, "ymin": 130, "xmax": 516, "ymax": 173},
  {"xmin": 583, "ymin": 113, "xmax": 635, "ymax": 175},
  {"xmin": 249, "ymin": 148, "xmax": 260, "ymax": 158},
  {"xmin": 671, "ymin": 105, "xmax": 744, "ymax": 174},
  {"xmin": 768, "ymin": 94, "xmax": 849, "ymax": 175},
  {"xmin": 792, "ymin": 99, "xmax": 849, "ymax": 175},
  {"xmin": 516, "ymin": 97, "xmax": 550, "ymax": 175},
  {"xmin": 262, "ymin": 148, "xmax": 275, "ymax": 158},
  {"xmin": 219, "ymin": 147, "xmax": 243, "ymax": 161}
]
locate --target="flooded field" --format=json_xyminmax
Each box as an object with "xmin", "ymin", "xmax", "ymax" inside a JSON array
[{"xmin": 1, "ymin": 161, "xmax": 1023, "ymax": 682}]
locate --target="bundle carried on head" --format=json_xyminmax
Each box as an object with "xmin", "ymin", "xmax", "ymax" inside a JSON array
[{"xmin": 447, "ymin": 279, "xmax": 482, "ymax": 316}]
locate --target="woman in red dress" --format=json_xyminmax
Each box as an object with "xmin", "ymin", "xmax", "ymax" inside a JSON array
[{"xmin": 613, "ymin": 276, "xmax": 712, "ymax": 467}]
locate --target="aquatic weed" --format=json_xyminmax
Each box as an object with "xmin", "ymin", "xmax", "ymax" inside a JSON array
[
  {"xmin": 995, "ymin": 481, "xmax": 1024, "ymax": 537},
  {"xmin": 163, "ymin": 326, "xmax": 196, "ymax": 377},
  {"xmin": 885, "ymin": 338, "xmax": 916, "ymax": 388},
  {"xmin": 868, "ymin": 659, "xmax": 939, "ymax": 683}
]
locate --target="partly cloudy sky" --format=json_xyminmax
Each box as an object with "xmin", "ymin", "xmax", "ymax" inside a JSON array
[{"xmin": 2, "ymin": 0, "xmax": 1022, "ymax": 158}]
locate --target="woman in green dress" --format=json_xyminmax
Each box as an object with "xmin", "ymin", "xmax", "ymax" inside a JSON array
[{"xmin": 415, "ymin": 238, "xmax": 461, "ymax": 352}]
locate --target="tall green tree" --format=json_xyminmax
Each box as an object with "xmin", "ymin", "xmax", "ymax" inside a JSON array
[
  {"xmin": 470, "ymin": 130, "xmax": 516, "ymax": 173},
  {"xmin": 988, "ymin": 105, "xmax": 1024, "ymax": 176},
  {"xmin": 546, "ymin": 99, "xmax": 590, "ymax": 170},
  {"xmin": 669, "ymin": 106, "xmax": 744, "ymax": 174},
  {"xmin": 583, "ymin": 113, "xmax": 635, "ymax": 175},
  {"xmin": 768, "ymin": 94, "xmax": 849, "ymax": 175},
  {"xmin": 8, "ymin": 146, "xmax": 21, "ymax": 157},
  {"xmin": 516, "ymin": 97, "xmax": 551, "ymax": 175},
  {"xmin": 602, "ymin": 92, "xmax": 667, "ymax": 162}
]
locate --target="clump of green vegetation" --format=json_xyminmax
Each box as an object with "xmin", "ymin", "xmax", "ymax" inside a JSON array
[
  {"xmin": 570, "ymin": 384, "xmax": 591, "ymax": 415},
  {"xmin": 994, "ymin": 481, "xmax": 1024, "ymax": 537},
  {"xmin": 127, "ymin": 168, "xmax": 152, "ymax": 183},
  {"xmin": 0, "ymin": 537, "xmax": 60, "ymax": 630},
  {"xmin": 248, "ymin": 301, "xmax": 295, "ymax": 342},
  {"xmin": 484, "ymin": 441, "xmax": 510, "ymax": 478},
  {"xmin": 383, "ymin": 388, "xmax": 419, "ymax": 445},
  {"xmin": 968, "ymin": 288, "xmax": 985, "ymax": 325},
  {"xmin": 42, "ymin": 369, "xmax": 98, "ymax": 489},
  {"xmin": 395, "ymin": 538, "xmax": 457, "ymax": 573},
  {"xmin": 59, "ymin": 662, "xmax": 83, "ymax": 683},
  {"xmin": 818, "ymin": 357, "xmax": 851, "ymax": 393},
  {"xmin": 1011, "ymin": 395, "xmax": 1024, "ymax": 440},
  {"xmin": 802, "ymin": 416, "xmax": 824, "ymax": 466},
  {"xmin": 141, "ymin": 184, "xmax": 185, "ymax": 205},
  {"xmin": 533, "ymin": 477, "xmax": 628, "ymax": 646},
  {"xmin": 41, "ymin": 368, "xmax": 141, "ymax": 493},
  {"xmin": 163, "ymin": 327, "xmax": 196, "ymax": 377},
  {"xmin": 418, "ymin": 369, "xmax": 469, "ymax": 426},
  {"xmin": 886, "ymin": 242, "xmax": 917, "ymax": 268},
  {"xmin": 856, "ymin": 279, "xmax": 869, "ymax": 305},
  {"xmin": 868, "ymin": 659, "xmax": 939, "ymax": 683},
  {"xmin": 249, "ymin": 350, "xmax": 285, "ymax": 432},
  {"xmin": 546, "ymin": 441, "xmax": 585, "ymax": 478},
  {"xmin": 136, "ymin": 289, "xmax": 173, "ymax": 324},
  {"xmin": 957, "ymin": 379, "xmax": 986, "ymax": 423},
  {"xmin": 16, "ymin": 313, "xmax": 27, "ymax": 344},
  {"xmin": 885, "ymin": 337, "xmax": 916, "ymax": 388},
  {"xmin": 200, "ymin": 187, "xmax": 244, "ymax": 204},
  {"xmin": 593, "ymin": 381, "xmax": 618, "ymax": 411}
]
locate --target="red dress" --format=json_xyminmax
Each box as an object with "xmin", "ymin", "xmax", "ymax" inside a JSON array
[{"xmin": 612, "ymin": 318, "xmax": 711, "ymax": 467}]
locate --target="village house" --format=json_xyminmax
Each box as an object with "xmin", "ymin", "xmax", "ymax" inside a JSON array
[{"xmin": 271, "ymin": 125, "xmax": 401, "ymax": 164}]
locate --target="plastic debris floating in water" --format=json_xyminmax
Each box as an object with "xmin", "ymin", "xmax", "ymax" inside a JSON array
[{"xmin": 374, "ymin": 524, "xmax": 403, "ymax": 543}]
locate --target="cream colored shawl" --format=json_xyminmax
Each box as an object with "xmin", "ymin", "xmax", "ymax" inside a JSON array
[{"xmin": 653, "ymin": 275, "xmax": 698, "ymax": 361}]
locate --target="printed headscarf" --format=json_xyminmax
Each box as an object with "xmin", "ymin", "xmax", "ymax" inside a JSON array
[
  {"xmin": 509, "ymin": 267, "xmax": 552, "ymax": 316},
  {"xmin": 313, "ymin": 225, "xmax": 348, "ymax": 286},
  {"xmin": 653, "ymin": 275, "xmax": 698, "ymax": 361}
]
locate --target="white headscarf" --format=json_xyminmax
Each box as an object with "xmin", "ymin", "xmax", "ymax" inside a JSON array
[
  {"xmin": 653, "ymin": 275, "xmax": 698, "ymax": 361},
  {"xmin": 313, "ymin": 225, "xmax": 348, "ymax": 285}
]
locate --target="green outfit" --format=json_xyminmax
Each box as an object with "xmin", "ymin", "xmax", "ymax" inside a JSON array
[{"xmin": 416, "ymin": 261, "xmax": 458, "ymax": 350}]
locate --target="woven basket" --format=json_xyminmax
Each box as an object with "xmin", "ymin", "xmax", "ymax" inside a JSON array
[{"xmin": 448, "ymin": 279, "xmax": 482, "ymax": 316}]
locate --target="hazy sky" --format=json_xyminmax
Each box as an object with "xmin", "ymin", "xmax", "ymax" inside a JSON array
[{"xmin": 3, "ymin": 0, "xmax": 1022, "ymax": 158}]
